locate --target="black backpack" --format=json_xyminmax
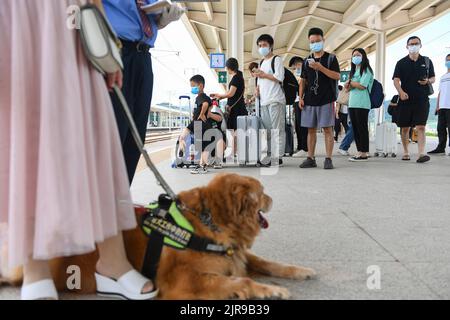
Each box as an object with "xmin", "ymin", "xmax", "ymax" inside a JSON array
[{"xmin": 258, "ymin": 56, "xmax": 300, "ymax": 105}]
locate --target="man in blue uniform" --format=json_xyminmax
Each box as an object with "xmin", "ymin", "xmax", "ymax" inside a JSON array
[{"xmin": 103, "ymin": 0, "xmax": 184, "ymax": 183}]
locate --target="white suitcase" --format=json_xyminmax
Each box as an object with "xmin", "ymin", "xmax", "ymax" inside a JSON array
[
  {"xmin": 374, "ymin": 122, "xmax": 398, "ymax": 158},
  {"xmin": 237, "ymin": 116, "xmax": 267, "ymax": 166}
]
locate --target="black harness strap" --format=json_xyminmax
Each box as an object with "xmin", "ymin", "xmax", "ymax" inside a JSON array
[
  {"xmin": 141, "ymin": 232, "xmax": 164, "ymax": 281},
  {"xmin": 141, "ymin": 194, "xmax": 173, "ymax": 281},
  {"xmin": 140, "ymin": 196, "xmax": 235, "ymax": 280}
]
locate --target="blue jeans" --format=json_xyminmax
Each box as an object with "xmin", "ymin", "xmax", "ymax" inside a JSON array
[{"xmin": 339, "ymin": 122, "xmax": 354, "ymax": 151}]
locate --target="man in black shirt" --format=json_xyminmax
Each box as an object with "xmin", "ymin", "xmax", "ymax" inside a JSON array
[
  {"xmin": 299, "ymin": 28, "xmax": 341, "ymax": 170},
  {"xmin": 393, "ymin": 36, "xmax": 435, "ymax": 163}
]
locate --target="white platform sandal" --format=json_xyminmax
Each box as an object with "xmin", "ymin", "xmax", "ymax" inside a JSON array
[
  {"xmin": 95, "ymin": 270, "xmax": 158, "ymax": 300},
  {"xmin": 21, "ymin": 279, "xmax": 58, "ymax": 300}
]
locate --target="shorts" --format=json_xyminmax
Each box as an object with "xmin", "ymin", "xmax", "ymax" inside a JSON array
[
  {"xmin": 187, "ymin": 120, "xmax": 224, "ymax": 152},
  {"xmin": 397, "ymin": 100, "xmax": 430, "ymax": 128},
  {"xmin": 301, "ymin": 103, "xmax": 335, "ymax": 128}
]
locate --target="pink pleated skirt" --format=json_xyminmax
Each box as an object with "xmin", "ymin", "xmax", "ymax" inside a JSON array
[{"xmin": 0, "ymin": 0, "xmax": 137, "ymax": 268}]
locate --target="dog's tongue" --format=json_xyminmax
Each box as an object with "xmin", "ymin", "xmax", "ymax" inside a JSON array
[{"xmin": 258, "ymin": 211, "xmax": 269, "ymax": 229}]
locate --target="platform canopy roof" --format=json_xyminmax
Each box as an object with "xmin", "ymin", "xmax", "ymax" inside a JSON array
[{"xmin": 178, "ymin": 0, "xmax": 450, "ymax": 86}]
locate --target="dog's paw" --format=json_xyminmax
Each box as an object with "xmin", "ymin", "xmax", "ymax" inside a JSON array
[
  {"xmin": 289, "ymin": 266, "xmax": 317, "ymax": 281},
  {"xmin": 253, "ymin": 284, "xmax": 290, "ymax": 300}
]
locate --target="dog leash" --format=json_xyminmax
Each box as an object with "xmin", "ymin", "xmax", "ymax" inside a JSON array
[{"xmin": 113, "ymin": 85, "xmax": 176, "ymax": 200}]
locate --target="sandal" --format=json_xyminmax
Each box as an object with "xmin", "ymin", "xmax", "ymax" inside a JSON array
[
  {"xmin": 21, "ymin": 279, "xmax": 58, "ymax": 300},
  {"xmin": 402, "ymin": 154, "xmax": 411, "ymax": 161},
  {"xmin": 417, "ymin": 155, "xmax": 431, "ymax": 163},
  {"xmin": 95, "ymin": 270, "xmax": 158, "ymax": 300}
]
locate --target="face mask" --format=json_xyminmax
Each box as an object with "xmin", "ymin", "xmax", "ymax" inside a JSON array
[
  {"xmin": 258, "ymin": 47, "xmax": 270, "ymax": 57},
  {"xmin": 295, "ymin": 68, "xmax": 302, "ymax": 76},
  {"xmin": 310, "ymin": 41, "xmax": 324, "ymax": 53},
  {"xmin": 191, "ymin": 86, "xmax": 199, "ymax": 95},
  {"xmin": 446, "ymin": 61, "xmax": 450, "ymax": 69},
  {"xmin": 408, "ymin": 45, "xmax": 420, "ymax": 54},
  {"xmin": 352, "ymin": 56, "xmax": 363, "ymax": 65}
]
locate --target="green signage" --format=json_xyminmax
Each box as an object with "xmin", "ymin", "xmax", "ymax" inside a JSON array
[
  {"xmin": 218, "ymin": 71, "xmax": 227, "ymax": 84},
  {"xmin": 340, "ymin": 71, "xmax": 350, "ymax": 83}
]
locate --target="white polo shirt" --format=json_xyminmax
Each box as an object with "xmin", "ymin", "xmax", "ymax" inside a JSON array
[
  {"xmin": 258, "ymin": 55, "xmax": 286, "ymax": 106},
  {"xmin": 438, "ymin": 72, "xmax": 450, "ymax": 109}
]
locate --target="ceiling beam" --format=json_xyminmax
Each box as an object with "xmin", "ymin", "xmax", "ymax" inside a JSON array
[
  {"xmin": 382, "ymin": 9, "xmax": 435, "ymax": 31},
  {"xmin": 251, "ymin": 0, "xmax": 287, "ymax": 58},
  {"xmin": 213, "ymin": 29, "xmax": 223, "ymax": 53},
  {"xmin": 202, "ymin": 1, "xmax": 223, "ymax": 53},
  {"xmin": 336, "ymin": 31, "xmax": 370, "ymax": 54},
  {"xmin": 190, "ymin": 19, "xmax": 227, "ymax": 32},
  {"xmin": 203, "ymin": 1, "xmax": 214, "ymax": 22},
  {"xmin": 286, "ymin": 1, "xmax": 319, "ymax": 53},
  {"xmin": 381, "ymin": 0, "xmax": 416, "ymax": 21},
  {"xmin": 408, "ymin": 0, "xmax": 441, "ymax": 18}
]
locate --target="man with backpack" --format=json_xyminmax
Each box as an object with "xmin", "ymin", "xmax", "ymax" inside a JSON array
[
  {"xmin": 299, "ymin": 28, "xmax": 341, "ymax": 170},
  {"xmin": 254, "ymin": 34, "xmax": 287, "ymax": 166}
]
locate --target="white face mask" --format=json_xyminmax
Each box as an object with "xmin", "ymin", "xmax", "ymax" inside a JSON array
[{"xmin": 408, "ymin": 45, "xmax": 420, "ymax": 54}]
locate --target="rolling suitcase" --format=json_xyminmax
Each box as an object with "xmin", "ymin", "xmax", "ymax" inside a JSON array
[
  {"xmin": 174, "ymin": 134, "xmax": 200, "ymax": 168},
  {"xmin": 173, "ymin": 95, "xmax": 201, "ymax": 168},
  {"xmin": 285, "ymin": 105, "xmax": 294, "ymax": 156},
  {"xmin": 374, "ymin": 122, "xmax": 397, "ymax": 158},
  {"xmin": 236, "ymin": 97, "xmax": 268, "ymax": 166}
]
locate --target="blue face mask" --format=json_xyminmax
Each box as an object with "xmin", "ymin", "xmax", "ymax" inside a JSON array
[
  {"xmin": 310, "ymin": 41, "xmax": 323, "ymax": 53},
  {"xmin": 446, "ymin": 61, "xmax": 450, "ymax": 69},
  {"xmin": 295, "ymin": 68, "xmax": 302, "ymax": 76},
  {"xmin": 258, "ymin": 47, "xmax": 270, "ymax": 57},
  {"xmin": 191, "ymin": 86, "xmax": 199, "ymax": 95},
  {"xmin": 352, "ymin": 56, "xmax": 363, "ymax": 65}
]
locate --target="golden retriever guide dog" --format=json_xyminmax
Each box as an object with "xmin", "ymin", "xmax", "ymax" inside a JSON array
[{"xmin": 1, "ymin": 173, "xmax": 316, "ymax": 299}]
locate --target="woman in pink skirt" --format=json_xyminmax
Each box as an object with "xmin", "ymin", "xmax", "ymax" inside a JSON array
[{"xmin": 0, "ymin": 0, "xmax": 156, "ymax": 299}]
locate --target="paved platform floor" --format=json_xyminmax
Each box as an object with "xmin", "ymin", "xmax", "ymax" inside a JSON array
[{"xmin": 2, "ymin": 136, "xmax": 449, "ymax": 300}]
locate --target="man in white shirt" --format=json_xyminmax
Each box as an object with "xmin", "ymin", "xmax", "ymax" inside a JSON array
[
  {"xmin": 429, "ymin": 54, "xmax": 450, "ymax": 155},
  {"xmin": 254, "ymin": 34, "xmax": 286, "ymax": 166}
]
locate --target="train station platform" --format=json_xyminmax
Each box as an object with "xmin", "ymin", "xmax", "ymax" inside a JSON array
[
  {"xmin": 130, "ymin": 135, "xmax": 450, "ymax": 300},
  {"xmin": 1, "ymin": 136, "xmax": 449, "ymax": 300}
]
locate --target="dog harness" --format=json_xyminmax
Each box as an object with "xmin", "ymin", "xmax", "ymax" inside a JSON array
[{"xmin": 137, "ymin": 194, "xmax": 235, "ymax": 281}]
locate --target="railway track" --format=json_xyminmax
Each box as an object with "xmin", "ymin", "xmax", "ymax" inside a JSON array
[{"xmin": 145, "ymin": 129, "xmax": 180, "ymax": 144}]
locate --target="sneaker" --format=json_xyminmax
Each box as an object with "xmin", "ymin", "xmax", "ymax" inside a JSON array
[
  {"xmin": 349, "ymin": 156, "xmax": 369, "ymax": 162},
  {"xmin": 299, "ymin": 157, "xmax": 317, "ymax": 168},
  {"xmin": 416, "ymin": 155, "xmax": 431, "ymax": 163},
  {"xmin": 427, "ymin": 149, "xmax": 446, "ymax": 155},
  {"xmin": 292, "ymin": 150, "xmax": 307, "ymax": 158},
  {"xmin": 262, "ymin": 159, "xmax": 284, "ymax": 167},
  {"xmin": 324, "ymin": 158, "xmax": 334, "ymax": 170},
  {"xmin": 338, "ymin": 149, "xmax": 350, "ymax": 156},
  {"xmin": 190, "ymin": 165, "xmax": 208, "ymax": 174},
  {"xmin": 213, "ymin": 163, "xmax": 223, "ymax": 169}
]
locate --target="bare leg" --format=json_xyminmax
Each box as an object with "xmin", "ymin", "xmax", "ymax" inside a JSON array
[
  {"xmin": 246, "ymin": 251, "xmax": 316, "ymax": 280},
  {"xmin": 307, "ymin": 128, "xmax": 317, "ymax": 158},
  {"xmin": 23, "ymin": 259, "xmax": 52, "ymax": 285},
  {"xmin": 323, "ymin": 127, "xmax": 334, "ymax": 158},
  {"xmin": 216, "ymin": 139, "xmax": 224, "ymax": 163},
  {"xmin": 416, "ymin": 125, "xmax": 426, "ymax": 156},
  {"xmin": 401, "ymin": 127, "xmax": 410, "ymax": 156},
  {"xmin": 96, "ymin": 233, "xmax": 153, "ymax": 293}
]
